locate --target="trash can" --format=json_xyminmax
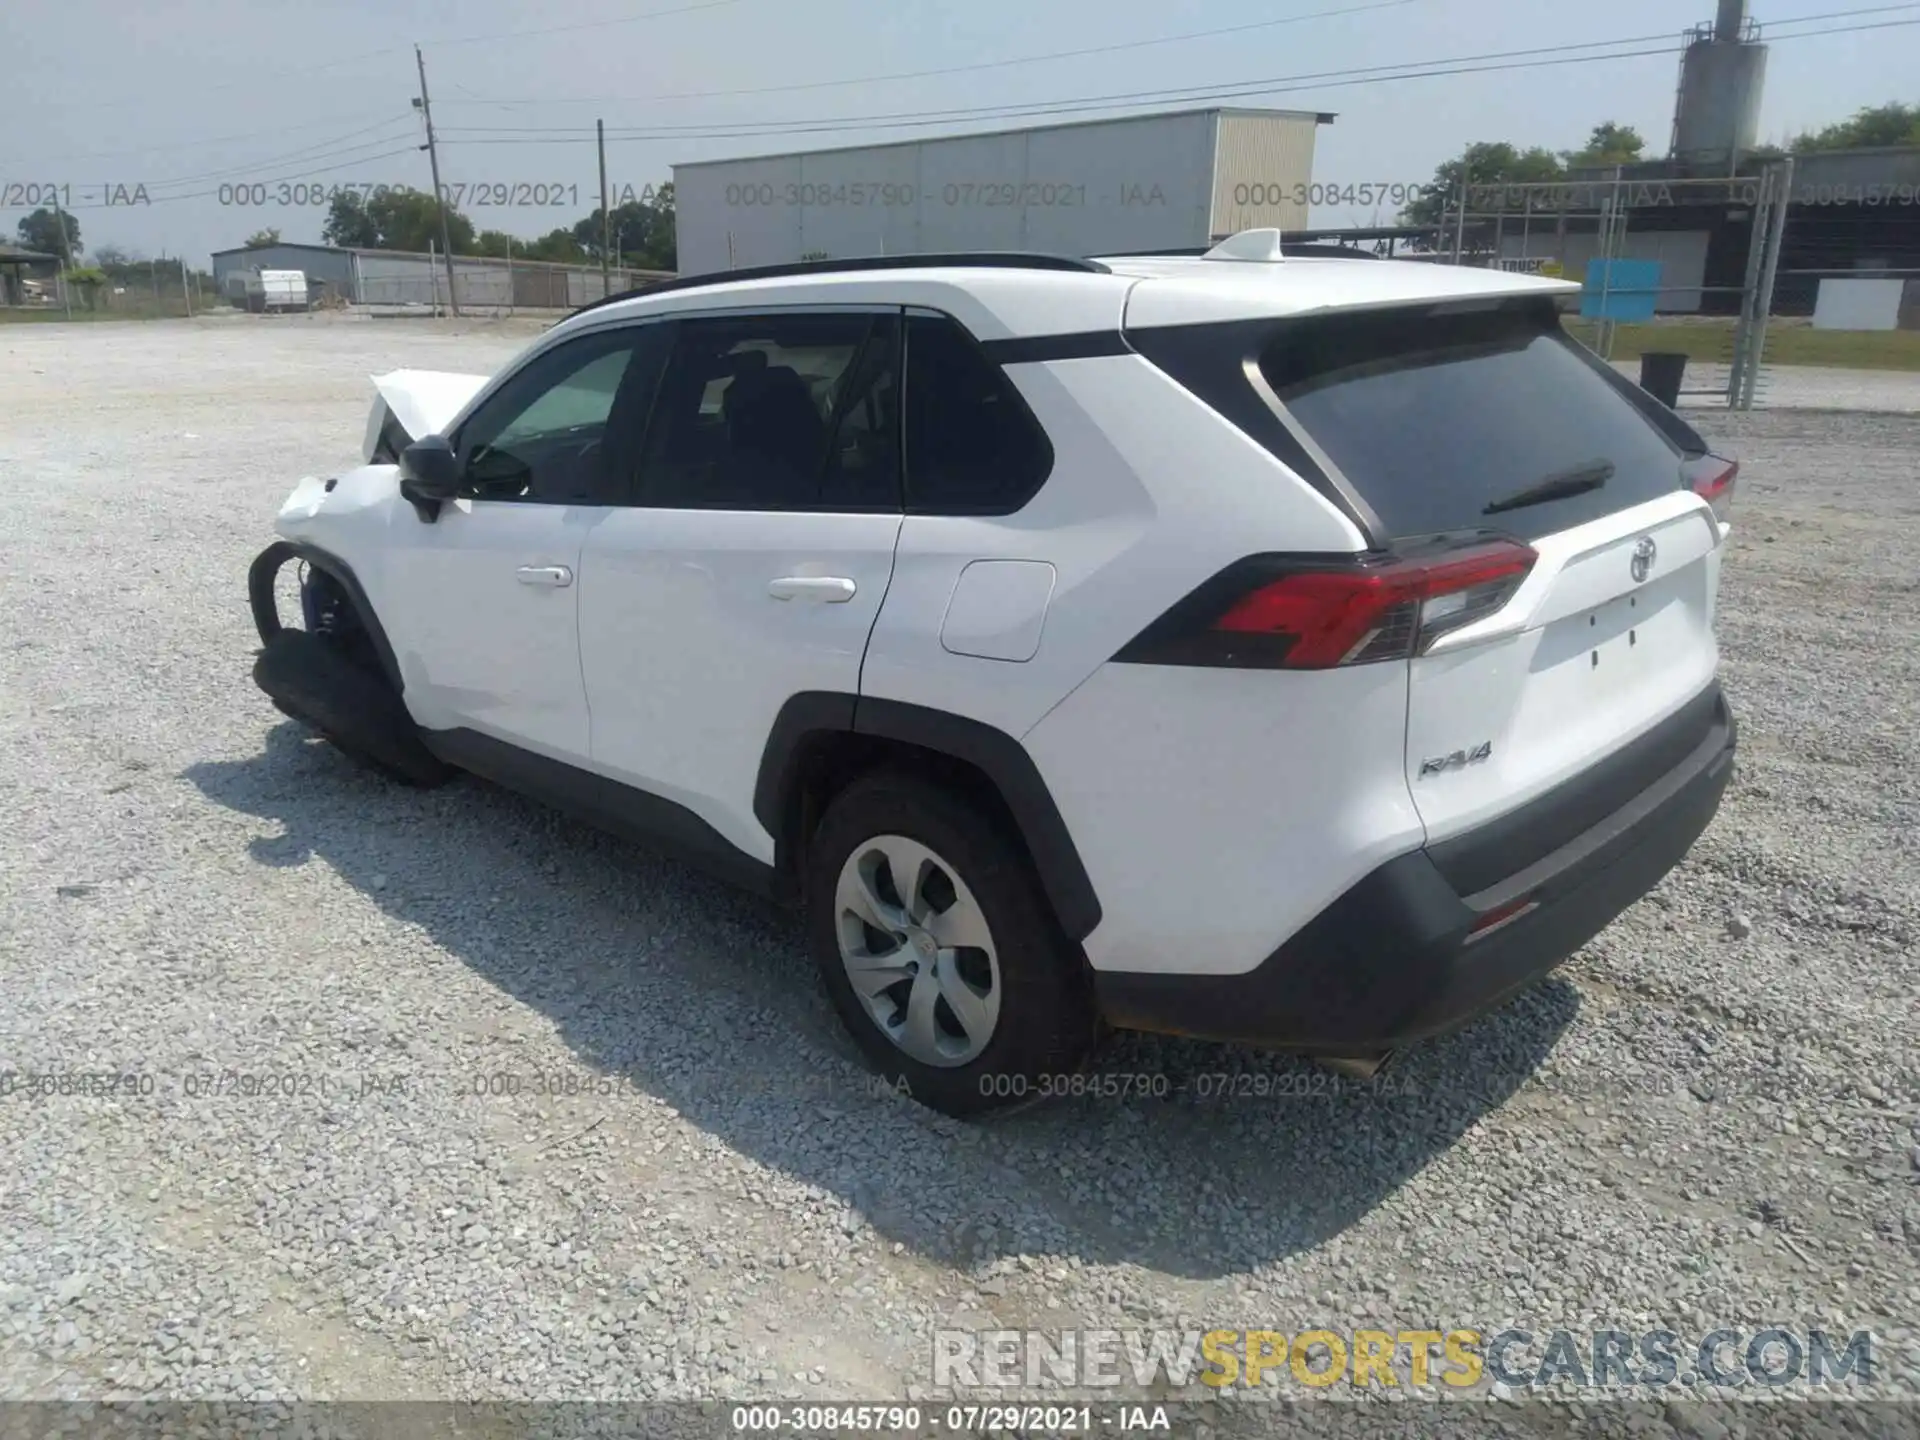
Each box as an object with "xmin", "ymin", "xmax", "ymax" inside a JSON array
[{"xmin": 1638, "ymin": 351, "xmax": 1688, "ymax": 408}]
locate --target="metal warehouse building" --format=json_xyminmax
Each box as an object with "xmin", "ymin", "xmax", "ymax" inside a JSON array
[
  {"xmin": 671, "ymin": 106, "xmax": 1335, "ymax": 276},
  {"xmin": 209, "ymin": 242, "xmax": 671, "ymax": 310}
]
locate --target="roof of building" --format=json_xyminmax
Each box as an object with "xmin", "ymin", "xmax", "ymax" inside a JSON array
[
  {"xmin": 210, "ymin": 240, "xmax": 672, "ymax": 277},
  {"xmin": 210, "ymin": 241, "xmax": 347, "ymax": 259},
  {"xmin": 0, "ymin": 243, "xmax": 61, "ymax": 263},
  {"xmin": 672, "ymin": 105, "xmax": 1337, "ymax": 172}
]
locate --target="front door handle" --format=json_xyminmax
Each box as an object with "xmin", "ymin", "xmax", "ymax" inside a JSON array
[
  {"xmin": 768, "ymin": 576, "xmax": 856, "ymax": 604},
  {"xmin": 517, "ymin": 565, "xmax": 574, "ymax": 588}
]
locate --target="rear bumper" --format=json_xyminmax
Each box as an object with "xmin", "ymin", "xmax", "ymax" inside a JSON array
[{"xmin": 1094, "ymin": 684, "xmax": 1737, "ymax": 1052}]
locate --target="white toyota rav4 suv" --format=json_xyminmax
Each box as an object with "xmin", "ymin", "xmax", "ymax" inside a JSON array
[{"xmin": 248, "ymin": 232, "xmax": 1739, "ymax": 1117}]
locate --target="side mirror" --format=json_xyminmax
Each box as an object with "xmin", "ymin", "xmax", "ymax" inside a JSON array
[{"xmin": 398, "ymin": 435, "xmax": 460, "ymax": 523}]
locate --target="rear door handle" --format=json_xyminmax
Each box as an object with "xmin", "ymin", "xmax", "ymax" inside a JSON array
[
  {"xmin": 516, "ymin": 565, "xmax": 574, "ymax": 587},
  {"xmin": 768, "ymin": 576, "xmax": 856, "ymax": 604}
]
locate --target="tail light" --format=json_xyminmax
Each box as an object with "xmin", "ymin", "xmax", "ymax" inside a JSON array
[
  {"xmin": 1116, "ymin": 539, "xmax": 1537, "ymax": 671},
  {"xmin": 1686, "ymin": 455, "xmax": 1738, "ymax": 525}
]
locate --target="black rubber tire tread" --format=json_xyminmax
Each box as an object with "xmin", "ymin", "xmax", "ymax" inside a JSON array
[
  {"xmin": 806, "ymin": 768, "xmax": 1097, "ymax": 1119},
  {"xmin": 253, "ymin": 630, "xmax": 453, "ymax": 788}
]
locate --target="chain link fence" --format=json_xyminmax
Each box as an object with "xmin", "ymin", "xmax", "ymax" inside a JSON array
[
  {"xmin": 352, "ymin": 253, "xmax": 674, "ymax": 315},
  {"xmin": 1, "ymin": 259, "xmax": 214, "ymax": 320}
]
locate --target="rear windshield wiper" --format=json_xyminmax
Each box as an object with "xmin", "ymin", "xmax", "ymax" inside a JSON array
[{"xmin": 1483, "ymin": 459, "xmax": 1614, "ymax": 515}]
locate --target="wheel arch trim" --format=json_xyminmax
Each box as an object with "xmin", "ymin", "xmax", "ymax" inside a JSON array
[
  {"xmin": 248, "ymin": 539, "xmax": 406, "ymax": 695},
  {"xmin": 754, "ymin": 692, "xmax": 1103, "ymax": 941}
]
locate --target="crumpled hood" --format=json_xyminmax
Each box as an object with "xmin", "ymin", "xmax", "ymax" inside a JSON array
[{"xmin": 365, "ymin": 369, "xmax": 490, "ymax": 460}]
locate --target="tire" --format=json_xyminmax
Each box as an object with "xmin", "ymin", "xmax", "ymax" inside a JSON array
[
  {"xmin": 805, "ymin": 770, "xmax": 1097, "ymax": 1118},
  {"xmin": 252, "ymin": 630, "xmax": 453, "ymax": 788}
]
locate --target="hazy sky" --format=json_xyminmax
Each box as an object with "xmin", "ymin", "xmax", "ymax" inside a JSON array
[{"xmin": 3, "ymin": 0, "xmax": 1912, "ymax": 263}]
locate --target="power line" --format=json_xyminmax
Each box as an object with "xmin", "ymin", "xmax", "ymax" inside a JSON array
[
  {"xmin": 435, "ymin": 11, "xmax": 1920, "ymax": 147},
  {"xmin": 433, "ymin": 0, "xmax": 1424, "ymax": 110},
  {"xmin": 52, "ymin": 146, "xmax": 426, "ymax": 210},
  {"xmin": 430, "ymin": 0, "xmax": 745, "ymax": 49},
  {"xmin": 132, "ymin": 119, "xmax": 420, "ymax": 194},
  {"xmin": 31, "ymin": 112, "xmax": 420, "ymax": 166},
  {"xmin": 32, "ymin": 0, "xmax": 757, "ymax": 113},
  {"xmin": 36, "ymin": 4, "xmax": 1917, "ymax": 205}
]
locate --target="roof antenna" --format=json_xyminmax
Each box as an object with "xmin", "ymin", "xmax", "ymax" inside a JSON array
[{"xmin": 1203, "ymin": 229, "xmax": 1287, "ymax": 263}]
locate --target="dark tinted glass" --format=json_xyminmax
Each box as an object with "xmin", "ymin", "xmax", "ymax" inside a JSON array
[
  {"xmin": 903, "ymin": 315, "xmax": 1052, "ymax": 513},
  {"xmin": 637, "ymin": 312, "xmax": 900, "ymax": 511},
  {"xmin": 1260, "ymin": 304, "xmax": 1688, "ymax": 541}
]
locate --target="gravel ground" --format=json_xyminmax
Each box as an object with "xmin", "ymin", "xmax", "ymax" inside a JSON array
[{"xmin": 1, "ymin": 317, "xmax": 1916, "ymax": 1428}]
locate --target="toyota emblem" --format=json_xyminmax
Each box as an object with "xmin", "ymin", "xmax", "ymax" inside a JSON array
[{"xmin": 1630, "ymin": 536, "xmax": 1657, "ymax": 584}]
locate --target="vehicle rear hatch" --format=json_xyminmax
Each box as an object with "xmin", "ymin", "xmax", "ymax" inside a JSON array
[{"xmin": 1258, "ymin": 295, "xmax": 1734, "ymax": 853}]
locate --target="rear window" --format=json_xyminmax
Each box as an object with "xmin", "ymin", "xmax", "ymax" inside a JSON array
[{"xmin": 1260, "ymin": 302, "xmax": 1690, "ymax": 541}]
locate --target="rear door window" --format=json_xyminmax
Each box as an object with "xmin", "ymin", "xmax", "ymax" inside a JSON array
[
  {"xmin": 902, "ymin": 314, "xmax": 1053, "ymax": 514},
  {"xmin": 1260, "ymin": 302, "xmax": 1690, "ymax": 541},
  {"xmin": 635, "ymin": 312, "xmax": 901, "ymax": 512}
]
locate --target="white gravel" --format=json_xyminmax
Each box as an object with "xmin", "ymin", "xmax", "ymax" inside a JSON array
[{"xmin": 1, "ymin": 316, "xmax": 1916, "ymax": 1421}]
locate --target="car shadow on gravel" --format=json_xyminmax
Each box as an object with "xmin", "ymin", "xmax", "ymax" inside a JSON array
[{"xmin": 188, "ymin": 723, "xmax": 1577, "ymax": 1282}]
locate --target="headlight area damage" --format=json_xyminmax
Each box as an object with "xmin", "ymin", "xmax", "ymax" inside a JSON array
[{"xmin": 244, "ymin": 369, "xmax": 486, "ymax": 788}]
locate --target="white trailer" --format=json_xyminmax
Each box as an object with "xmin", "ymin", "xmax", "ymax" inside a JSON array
[
  {"xmin": 671, "ymin": 106, "xmax": 1332, "ymax": 276},
  {"xmin": 224, "ymin": 268, "xmax": 310, "ymax": 313},
  {"xmin": 258, "ymin": 270, "xmax": 309, "ymax": 312}
]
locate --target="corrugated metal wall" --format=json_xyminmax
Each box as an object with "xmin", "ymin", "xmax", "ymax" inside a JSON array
[
  {"xmin": 1209, "ymin": 113, "xmax": 1323, "ymax": 239},
  {"xmin": 674, "ymin": 110, "xmax": 1322, "ymax": 274},
  {"xmin": 210, "ymin": 246, "xmax": 354, "ymax": 298}
]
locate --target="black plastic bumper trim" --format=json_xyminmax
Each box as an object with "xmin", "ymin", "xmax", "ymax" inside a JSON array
[
  {"xmin": 248, "ymin": 541, "xmax": 406, "ymax": 696},
  {"xmin": 1429, "ymin": 681, "xmax": 1727, "ymax": 898},
  {"xmin": 1093, "ymin": 692, "xmax": 1736, "ymax": 1052}
]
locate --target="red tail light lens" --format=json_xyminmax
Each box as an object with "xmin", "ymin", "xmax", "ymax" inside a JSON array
[
  {"xmin": 1687, "ymin": 455, "xmax": 1738, "ymax": 525},
  {"xmin": 1117, "ymin": 539, "xmax": 1538, "ymax": 671}
]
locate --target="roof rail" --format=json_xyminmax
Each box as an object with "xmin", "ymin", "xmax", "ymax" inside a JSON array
[
  {"xmin": 1275, "ymin": 243, "xmax": 1383, "ymax": 260},
  {"xmin": 567, "ymin": 250, "xmax": 1112, "ymax": 316},
  {"xmin": 1096, "ymin": 238, "xmax": 1382, "ymax": 262}
]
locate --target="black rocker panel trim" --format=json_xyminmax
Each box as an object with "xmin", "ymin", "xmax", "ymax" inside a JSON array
[
  {"xmin": 754, "ymin": 692, "xmax": 1104, "ymax": 942},
  {"xmin": 423, "ymin": 727, "xmax": 779, "ymax": 900},
  {"xmin": 248, "ymin": 540, "xmax": 407, "ymax": 696}
]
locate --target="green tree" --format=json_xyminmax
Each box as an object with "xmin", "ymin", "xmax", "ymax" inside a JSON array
[
  {"xmin": 520, "ymin": 227, "xmax": 589, "ymax": 263},
  {"xmin": 1791, "ymin": 101, "xmax": 1920, "ymax": 152},
  {"xmin": 321, "ymin": 191, "xmax": 379, "ymax": 248},
  {"xmin": 367, "ymin": 187, "xmax": 475, "ymax": 254},
  {"xmin": 244, "ymin": 227, "xmax": 282, "ymax": 247},
  {"xmin": 570, "ymin": 183, "xmax": 675, "ymax": 269},
  {"xmin": 1399, "ymin": 142, "xmax": 1566, "ymax": 230},
  {"xmin": 61, "ymin": 265, "xmax": 106, "ymax": 310},
  {"xmin": 17, "ymin": 207, "xmax": 77, "ymax": 258},
  {"xmin": 319, "ymin": 187, "xmax": 474, "ymax": 253},
  {"xmin": 1564, "ymin": 121, "xmax": 1647, "ymax": 167},
  {"xmin": 472, "ymin": 229, "xmax": 519, "ymax": 258}
]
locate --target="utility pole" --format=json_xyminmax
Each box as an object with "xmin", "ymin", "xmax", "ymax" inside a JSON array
[
  {"xmin": 598, "ymin": 118, "xmax": 611, "ymax": 300},
  {"xmin": 414, "ymin": 45, "xmax": 459, "ymax": 317},
  {"xmin": 53, "ymin": 198, "xmax": 73, "ymax": 318},
  {"xmin": 181, "ymin": 256, "xmax": 193, "ymax": 317}
]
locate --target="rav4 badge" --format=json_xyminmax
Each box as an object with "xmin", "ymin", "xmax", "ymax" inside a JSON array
[{"xmin": 1419, "ymin": 741, "xmax": 1493, "ymax": 779}]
